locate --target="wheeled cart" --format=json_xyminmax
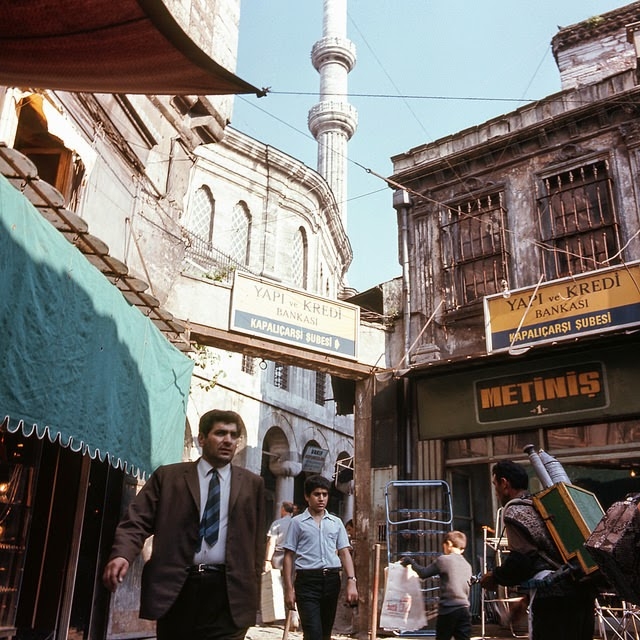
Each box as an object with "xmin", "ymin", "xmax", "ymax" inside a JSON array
[{"xmin": 383, "ymin": 480, "xmax": 453, "ymax": 637}]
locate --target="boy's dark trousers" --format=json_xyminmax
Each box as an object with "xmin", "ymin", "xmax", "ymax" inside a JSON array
[
  {"xmin": 435, "ymin": 606, "xmax": 471, "ymax": 640},
  {"xmin": 294, "ymin": 570, "xmax": 342, "ymax": 640}
]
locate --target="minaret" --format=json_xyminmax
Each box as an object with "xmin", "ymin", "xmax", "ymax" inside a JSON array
[{"xmin": 308, "ymin": 0, "xmax": 357, "ymax": 225}]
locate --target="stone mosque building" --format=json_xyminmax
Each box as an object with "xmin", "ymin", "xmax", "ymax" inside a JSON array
[{"xmin": 0, "ymin": 0, "xmax": 386, "ymax": 636}]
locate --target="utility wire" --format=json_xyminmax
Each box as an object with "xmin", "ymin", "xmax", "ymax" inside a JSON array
[
  {"xmin": 264, "ymin": 89, "xmax": 634, "ymax": 108},
  {"xmin": 269, "ymin": 90, "xmax": 537, "ymax": 102}
]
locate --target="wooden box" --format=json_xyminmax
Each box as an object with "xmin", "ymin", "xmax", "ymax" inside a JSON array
[{"xmin": 532, "ymin": 482, "xmax": 604, "ymax": 575}]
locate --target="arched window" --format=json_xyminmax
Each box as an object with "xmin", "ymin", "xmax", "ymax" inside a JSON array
[
  {"xmin": 292, "ymin": 227, "xmax": 308, "ymax": 289},
  {"xmin": 230, "ymin": 201, "xmax": 251, "ymax": 266},
  {"xmin": 188, "ymin": 185, "xmax": 215, "ymax": 244}
]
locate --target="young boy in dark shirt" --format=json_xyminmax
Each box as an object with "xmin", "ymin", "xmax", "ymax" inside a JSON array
[{"xmin": 402, "ymin": 530, "xmax": 472, "ymax": 640}]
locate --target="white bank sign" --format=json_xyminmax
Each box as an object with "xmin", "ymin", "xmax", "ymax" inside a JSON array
[{"xmin": 229, "ymin": 272, "xmax": 359, "ymax": 359}]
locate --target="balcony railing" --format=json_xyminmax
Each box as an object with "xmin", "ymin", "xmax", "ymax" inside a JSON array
[{"xmin": 182, "ymin": 228, "xmax": 258, "ymax": 285}]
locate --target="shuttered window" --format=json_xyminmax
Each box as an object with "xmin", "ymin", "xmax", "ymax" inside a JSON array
[
  {"xmin": 536, "ymin": 159, "xmax": 621, "ymax": 278},
  {"xmin": 440, "ymin": 191, "xmax": 509, "ymax": 310}
]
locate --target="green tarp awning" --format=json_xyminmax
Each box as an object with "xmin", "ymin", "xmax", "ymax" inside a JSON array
[{"xmin": 0, "ymin": 174, "xmax": 194, "ymax": 477}]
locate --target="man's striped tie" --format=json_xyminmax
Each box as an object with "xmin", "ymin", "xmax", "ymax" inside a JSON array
[{"xmin": 200, "ymin": 469, "xmax": 220, "ymax": 546}]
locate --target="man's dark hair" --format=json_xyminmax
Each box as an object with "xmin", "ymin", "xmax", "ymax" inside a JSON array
[
  {"xmin": 282, "ymin": 501, "xmax": 294, "ymax": 515},
  {"xmin": 492, "ymin": 460, "xmax": 529, "ymax": 490},
  {"xmin": 304, "ymin": 474, "xmax": 331, "ymax": 495},
  {"xmin": 199, "ymin": 409, "xmax": 246, "ymax": 439}
]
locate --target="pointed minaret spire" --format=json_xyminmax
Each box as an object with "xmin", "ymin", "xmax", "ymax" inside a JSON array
[{"xmin": 308, "ymin": 0, "xmax": 357, "ymax": 225}]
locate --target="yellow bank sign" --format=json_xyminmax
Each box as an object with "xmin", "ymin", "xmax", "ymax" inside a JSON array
[
  {"xmin": 484, "ymin": 262, "xmax": 640, "ymax": 353},
  {"xmin": 230, "ymin": 272, "xmax": 359, "ymax": 358}
]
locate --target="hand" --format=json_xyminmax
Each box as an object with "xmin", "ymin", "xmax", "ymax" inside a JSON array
[
  {"xmin": 400, "ymin": 556, "xmax": 412, "ymax": 567},
  {"xmin": 102, "ymin": 557, "xmax": 130, "ymax": 592},
  {"xmin": 479, "ymin": 572, "xmax": 498, "ymax": 591},
  {"xmin": 346, "ymin": 578, "xmax": 358, "ymax": 605},
  {"xmin": 284, "ymin": 585, "xmax": 297, "ymax": 611}
]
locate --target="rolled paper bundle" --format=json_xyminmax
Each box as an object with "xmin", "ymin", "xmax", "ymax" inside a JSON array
[
  {"xmin": 523, "ymin": 444, "xmax": 553, "ymax": 488},
  {"xmin": 538, "ymin": 449, "xmax": 571, "ymax": 484}
]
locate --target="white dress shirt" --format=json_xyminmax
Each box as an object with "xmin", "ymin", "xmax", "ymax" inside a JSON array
[{"xmin": 193, "ymin": 458, "xmax": 231, "ymax": 564}]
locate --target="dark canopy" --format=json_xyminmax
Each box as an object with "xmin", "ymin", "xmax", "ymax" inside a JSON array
[{"xmin": 0, "ymin": 0, "xmax": 264, "ymax": 96}]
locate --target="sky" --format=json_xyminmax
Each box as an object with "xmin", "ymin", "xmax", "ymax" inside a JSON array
[{"xmin": 233, "ymin": 1, "xmax": 627, "ymax": 293}]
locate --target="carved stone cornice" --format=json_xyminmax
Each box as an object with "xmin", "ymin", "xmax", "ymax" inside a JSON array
[
  {"xmin": 619, "ymin": 121, "xmax": 640, "ymax": 147},
  {"xmin": 391, "ymin": 76, "xmax": 640, "ymax": 189}
]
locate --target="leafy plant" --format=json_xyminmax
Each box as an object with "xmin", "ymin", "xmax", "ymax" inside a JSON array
[
  {"xmin": 189, "ymin": 344, "xmax": 226, "ymax": 391},
  {"xmin": 203, "ymin": 265, "xmax": 236, "ymax": 282}
]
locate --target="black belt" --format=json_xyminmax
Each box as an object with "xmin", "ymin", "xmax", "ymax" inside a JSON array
[
  {"xmin": 186, "ymin": 564, "xmax": 226, "ymax": 574},
  {"xmin": 296, "ymin": 568, "xmax": 341, "ymax": 576}
]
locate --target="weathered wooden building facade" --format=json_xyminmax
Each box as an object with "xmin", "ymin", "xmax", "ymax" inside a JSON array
[{"xmin": 382, "ymin": 2, "xmax": 640, "ymax": 571}]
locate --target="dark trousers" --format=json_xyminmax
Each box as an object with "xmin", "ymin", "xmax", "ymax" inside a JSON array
[
  {"xmin": 531, "ymin": 593, "xmax": 595, "ymax": 640},
  {"xmin": 435, "ymin": 606, "xmax": 471, "ymax": 640},
  {"xmin": 294, "ymin": 571, "xmax": 342, "ymax": 640},
  {"xmin": 156, "ymin": 571, "xmax": 247, "ymax": 640}
]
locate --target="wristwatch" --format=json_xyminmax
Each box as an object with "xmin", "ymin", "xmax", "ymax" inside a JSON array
[{"xmin": 347, "ymin": 576, "xmax": 357, "ymax": 582}]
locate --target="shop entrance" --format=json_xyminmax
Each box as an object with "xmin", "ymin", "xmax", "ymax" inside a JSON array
[{"xmin": 3, "ymin": 429, "xmax": 124, "ymax": 640}]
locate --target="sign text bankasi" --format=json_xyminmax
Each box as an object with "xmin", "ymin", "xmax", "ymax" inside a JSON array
[{"xmin": 230, "ymin": 272, "xmax": 359, "ymax": 358}]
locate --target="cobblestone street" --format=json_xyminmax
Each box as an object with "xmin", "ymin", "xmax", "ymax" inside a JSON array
[
  {"xmin": 246, "ymin": 621, "xmax": 520, "ymax": 639},
  {"xmin": 246, "ymin": 622, "xmax": 354, "ymax": 640},
  {"xmin": 246, "ymin": 623, "xmax": 302, "ymax": 640}
]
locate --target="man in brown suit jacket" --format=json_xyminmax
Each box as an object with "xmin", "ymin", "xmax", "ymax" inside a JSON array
[{"xmin": 103, "ymin": 409, "xmax": 265, "ymax": 639}]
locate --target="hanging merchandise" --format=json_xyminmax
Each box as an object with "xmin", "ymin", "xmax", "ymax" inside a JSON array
[{"xmin": 585, "ymin": 493, "xmax": 640, "ymax": 606}]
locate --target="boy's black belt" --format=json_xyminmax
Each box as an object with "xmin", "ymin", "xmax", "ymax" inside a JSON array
[
  {"xmin": 186, "ymin": 564, "xmax": 226, "ymax": 574},
  {"xmin": 296, "ymin": 568, "xmax": 341, "ymax": 576}
]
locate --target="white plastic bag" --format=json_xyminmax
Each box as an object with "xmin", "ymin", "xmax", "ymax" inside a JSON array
[{"xmin": 379, "ymin": 561, "xmax": 427, "ymax": 631}]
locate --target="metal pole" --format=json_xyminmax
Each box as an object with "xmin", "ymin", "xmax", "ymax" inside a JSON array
[
  {"xmin": 370, "ymin": 543, "xmax": 381, "ymax": 640},
  {"xmin": 282, "ymin": 609, "xmax": 292, "ymax": 640}
]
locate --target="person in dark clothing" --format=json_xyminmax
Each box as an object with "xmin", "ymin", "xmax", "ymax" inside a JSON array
[
  {"xmin": 102, "ymin": 409, "xmax": 265, "ymax": 640},
  {"xmin": 402, "ymin": 530, "xmax": 472, "ymax": 640},
  {"xmin": 480, "ymin": 460, "xmax": 596, "ymax": 640}
]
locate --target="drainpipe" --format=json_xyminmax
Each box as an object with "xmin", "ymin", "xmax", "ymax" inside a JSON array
[
  {"xmin": 393, "ymin": 189, "xmax": 413, "ymax": 474},
  {"xmin": 393, "ymin": 189, "xmax": 412, "ymax": 365}
]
